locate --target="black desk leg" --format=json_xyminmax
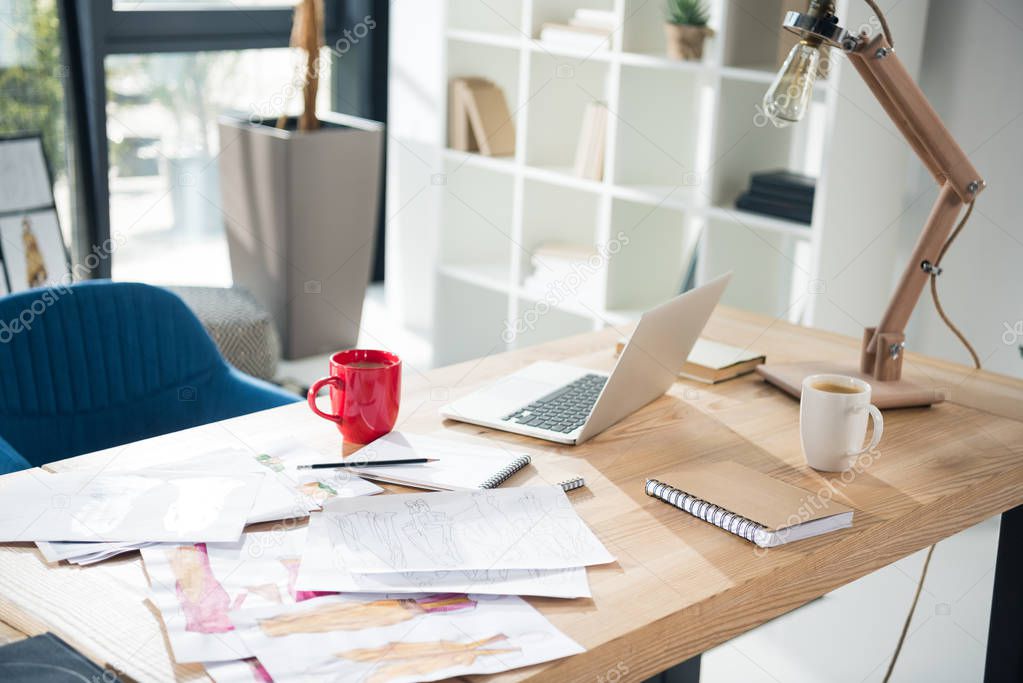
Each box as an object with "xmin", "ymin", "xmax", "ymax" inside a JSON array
[
  {"xmin": 645, "ymin": 655, "xmax": 701, "ymax": 683},
  {"xmin": 985, "ymin": 504, "xmax": 1023, "ymax": 682}
]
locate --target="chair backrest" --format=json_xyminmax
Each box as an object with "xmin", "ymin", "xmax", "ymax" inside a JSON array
[
  {"xmin": 0, "ymin": 433, "xmax": 30, "ymax": 475},
  {"xmin": 0, "ymin": 281, "xmax": 232, "ymax": 466}
]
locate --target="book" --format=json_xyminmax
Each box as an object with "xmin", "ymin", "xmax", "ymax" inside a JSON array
[
  {"xmin": 749, "ymin": 169, "xmax": 817, "ymax": 203},
  {"xmin": 736, "ymin": 192, "xmax": 813, "ymax": 224},
  {"xmin": 615, "ymin": 337, "xmax": 765, "ymax": 384},
  {"xmin": 573, "ymin": 102, "xmax": 608, "ymax": 180},
  {"xmin": 646, "ymin": 461, "xmax": 854, "ymax": 548},
  {"xmin": 538, "ymin": 23, "xmax": 611, "ymax": 51},
  {"xmin": 0, "ymin": 633, "xmax": 123, "ymax": 682},
  {"xmin": 449, "ymin": 77, "xmax": 515, "ymax": 157},
  {"xmin": 345, "ymin": 432, "xmax": 540, "ymax": 491},
  {"xmin": 571, "ymin": 8, "xmax": 617, "ymax": 29}
]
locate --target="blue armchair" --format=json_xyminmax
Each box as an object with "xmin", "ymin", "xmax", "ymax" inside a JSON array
[{"xmin": 0, "ymin": 281, "xmax": 299, "ymax": 470}]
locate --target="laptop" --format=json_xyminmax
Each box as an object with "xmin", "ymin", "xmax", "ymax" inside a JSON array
[{"xmin": 440, "ymin": 273, "xmax": 731, "ymax": 445}]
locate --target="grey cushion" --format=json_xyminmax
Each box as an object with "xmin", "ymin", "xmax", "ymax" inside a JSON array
[{"xmin": 167, "ymin": 286, "xmax": 280, "ymax": 381}]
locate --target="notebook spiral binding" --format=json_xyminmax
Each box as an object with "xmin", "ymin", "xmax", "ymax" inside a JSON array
[
  {"xmin": 480, "ymin": 455, "xmax": 532, "ymax": 489},
  {"xmin": 645, "ymin": 479, "xmax": 766, "ymax": 544},
  {"xmin": 556, "ymin": 476, "xmax": 585, "ymax": 492}
]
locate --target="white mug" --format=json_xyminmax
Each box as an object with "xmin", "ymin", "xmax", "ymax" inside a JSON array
[{"xmin": 800, "ymin": 374, "xmax": 883, "ymax": 472}]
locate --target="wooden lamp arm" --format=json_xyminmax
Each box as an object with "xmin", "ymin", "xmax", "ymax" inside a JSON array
[{"xmin": 844, "ymin": 34, "xmax": 985, "ymax": 380}]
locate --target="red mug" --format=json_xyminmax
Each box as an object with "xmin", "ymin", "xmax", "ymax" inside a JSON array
[{"xmin": 307, "ymin": 349, "xmax": 401, "ymax": 443}]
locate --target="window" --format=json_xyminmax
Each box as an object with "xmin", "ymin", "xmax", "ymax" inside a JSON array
[
  {"xmin": 59, "ymin": 2, "xmax": 388, "ymax": 283},
  {"xmin": 106, "ymin": 48, "xmax": 333, "ymax": 285}
]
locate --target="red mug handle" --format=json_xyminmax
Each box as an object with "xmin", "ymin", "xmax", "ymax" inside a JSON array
[{"xmin": 307, "ymin": 376, "xmax": 344, "ymax": 423}]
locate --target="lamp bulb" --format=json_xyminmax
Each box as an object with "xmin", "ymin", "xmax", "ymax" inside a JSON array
[{"xmin": 762, "ymin": 41, "xmax": 820, "ymax": 127}]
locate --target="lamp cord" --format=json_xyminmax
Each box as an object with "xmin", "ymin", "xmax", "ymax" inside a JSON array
[
  {"xmin": 882, "ymin": 200, "xmax": 980, "ymax": 682},
  {"xmin": 930, "ymin": 200, "xmax": 982, "ymax": 370},
  {"xmin": 882, "ymin": 545, "xmax": 935, "ymax": 683},
  {"xmin": 863, "ymin": 0, "xmax": 895, "ymax": 47}
]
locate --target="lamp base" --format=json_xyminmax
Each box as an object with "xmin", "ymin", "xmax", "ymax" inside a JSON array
[{"xmin": 756, "ymin": 362, "xmax": 945, "ymax": 409}]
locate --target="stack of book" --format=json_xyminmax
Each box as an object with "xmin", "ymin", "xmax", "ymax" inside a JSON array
[
  {"xmin": 523, "ymin": 242, "xmax": 603, "ymax": 307},
  {"xmin": 735, "ymin": 169, "xmax": 816, "ymax": 225},
  {"xmin": 449, "ymin": 77, "xmax": 516, "ymax": 157},
  {"xmin": 539, "ymin": 9, "xmax": 616, "ymax": 51}
]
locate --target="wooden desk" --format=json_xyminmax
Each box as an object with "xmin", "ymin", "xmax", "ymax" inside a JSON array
[{"xmin": 1, "ymin": 306, "xmax": 1021, "ymax": 682}]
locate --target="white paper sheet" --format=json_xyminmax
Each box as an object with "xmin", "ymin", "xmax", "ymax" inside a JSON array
[
  {"xmin": 310, "ymin": 486, "xmax": 615, "ymax": 574},
  {"xmin": 142, "ymin": 527, "xmax": 336, "ymax": 663},
  {"xmin": 0, "ymin": 469, "xmax": 262, "ymax": 542},
  {"xmin": 35, "ymin": 445, "xmax": 382, "ymax": 564},
  {"xmin": 37, "ymin": 540, "xmax": 152, "ymax": 563},
  {"xmin": 103, "ymin": 442, "xmax": 384, "ymax": 514},
  {"xmin": 230, "ymin": 593, "xmax": 585, "ymax": 683},
  {"xmin": 296, "ymin": 509, "xmax": 592, "ymax": 598}
]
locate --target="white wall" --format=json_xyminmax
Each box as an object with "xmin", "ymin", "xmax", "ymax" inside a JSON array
[{"xmin": 899, "ymin": 1, "xmax": 1023, "ymax": 378}]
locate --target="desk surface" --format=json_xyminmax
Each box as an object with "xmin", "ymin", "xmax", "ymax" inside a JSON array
[{"xmin": 1, "ymin": 306, "xmax": 1021, "ymax": 682}]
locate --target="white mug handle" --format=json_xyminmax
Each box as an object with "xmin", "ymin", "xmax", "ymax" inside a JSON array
[{"xmin": 851, "ymin": 404, "xmax": 883, "ymax": 455}]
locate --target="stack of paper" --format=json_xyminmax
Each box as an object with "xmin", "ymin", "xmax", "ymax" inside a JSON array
[
  {"xmin": 15, "ymin": 442, "xmax": 382, "ymax": 565},
  {"xmin": 295, "ymin": 486, "xmax": 613, "ymax": 598},
  {"xmin": 140, "ymin": 488, "xmax": 604, "ymax": 681},
  {"xmin": 524, "ymin": 242, "xmax": 604, "ymax": 307},
  {"xmin": 539, "ymin": 9, "xmax": 617, "ymax": 51}
]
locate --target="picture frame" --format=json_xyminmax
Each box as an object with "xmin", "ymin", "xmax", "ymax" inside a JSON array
[{"xmin": 0, "ymin": 133, "xmax": 72, "ymax": 294}]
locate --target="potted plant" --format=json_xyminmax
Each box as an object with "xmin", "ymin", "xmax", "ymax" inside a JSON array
[
  {"xmin": 664, "ymin": 0, "xmax": 714, "ymax": 61},
  {"xmin": 217, "ymin": 0, "xmax": 384, "ymax": 359}
]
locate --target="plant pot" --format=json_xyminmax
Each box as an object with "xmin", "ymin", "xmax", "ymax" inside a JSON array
[
  {"xmin": 664, "ymin": 23, "xmax": 714, "ymax": 61},
  {"xmin": 217, "ymin": 112, "xmax": 384, "ymax": 359}
]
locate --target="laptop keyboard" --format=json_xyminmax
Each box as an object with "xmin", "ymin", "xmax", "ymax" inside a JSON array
[{"xmin": 502, "ymin": 373, "xmax": 607, "ymax": 434}]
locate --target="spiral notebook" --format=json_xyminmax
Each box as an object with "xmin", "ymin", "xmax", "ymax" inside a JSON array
[
  {"xmin": 345, "ymin": 432, "xmax": 553, "ymax": 491},
  {"xmin": 646, "ymin": 461, "xmax": 853, "ymax": 548}
]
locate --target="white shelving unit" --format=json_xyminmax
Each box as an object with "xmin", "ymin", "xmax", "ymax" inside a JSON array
[{"xmin": 386, "ymin": 0, "xmax": 931, "ymax": 366}]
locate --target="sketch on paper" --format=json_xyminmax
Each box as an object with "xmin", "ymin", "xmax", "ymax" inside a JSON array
[
  {"xmin": 230, "ymin": 593, "xmax": 585, "ymax": 683},
  {"xmin": 296, "ymin": 507, "xmax": 593, "ymax": 598},
  {"xmin": 142, "ymin": 527, "xmax": 336, "ymax": 663},
  {"xmin": 258, "ymin": 594, "xmax": 475, "ymax": 637},
  {"xmin": 313, "ymin": 486, "xmax": 614, "ymax": 573},
  {"xmin": 335, "ymin": 634, "xmax": 519, "ymax": 683}
]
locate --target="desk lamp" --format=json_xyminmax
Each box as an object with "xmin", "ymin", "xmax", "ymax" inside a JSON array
[{"xmin": 754, "ymin": 0, "xmax": 985, "ymax": 409}]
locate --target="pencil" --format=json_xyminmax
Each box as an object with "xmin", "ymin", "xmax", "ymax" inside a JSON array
[{"xmin": 296, "ymin": 458, "xmax": 439, "ymax": 470}]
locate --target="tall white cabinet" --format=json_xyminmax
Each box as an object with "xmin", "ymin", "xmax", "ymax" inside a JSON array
[{"xmin": 386, "ymin": 0, "xmax": 930, "ymax": 366}]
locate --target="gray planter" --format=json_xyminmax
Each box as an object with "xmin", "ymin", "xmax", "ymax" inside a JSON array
[{"xmin": 217, "ymin": 112, "xmax": 384, "ymax": 359}]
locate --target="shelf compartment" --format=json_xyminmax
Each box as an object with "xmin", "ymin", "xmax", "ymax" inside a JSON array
[
  {"xmin": 524, "ymin": 52, "xmax": 612, "ymax": 169},
  {"xmin": 621, "ymin": 0, "xmax": 721, "ymax": 58},
  {"xmin": 529, "ymin": 0, "xmax": 617, "ymax": 40},
  {"xmin": 613, "ymin": 64, "xmax": 705, "ymax": 187},
  {"xmin": 605, "ymin": 198, "xmax": 695, "ymax": 312},
  {"xmin": 519, "ymin": 180, "xmax": 601, "ymax": 261},
  {"xmin": 700, "ymin": 215, "xmax": 804, "ymax": 319},
  {"xmin": 449, "ymin": 0, "xmax": 524, "ymax": 38},
  {"xmin": 446, "ymin": 41, "xmax": 522, "ymax": 157},
  {"xmin": 720, "ymin": 0, "xmax": 796, "ymax": 71},
  {"xmin": 439, "ymin": 161, "xmax": 516, "ymax": 281},
  {"xmin": 507, "ymin": 295, "xmax": 595, "ymax": 350},
  {"xmin": 434, "ymin": 275, "xmax": 512, "ymax": 366},
  {"xmin": 709, "ymin": 78, "xmax": 797, "ymax": 207}
]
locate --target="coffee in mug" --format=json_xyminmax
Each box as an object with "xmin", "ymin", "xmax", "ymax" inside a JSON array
[{"xmin": 800, "ymin": 374, "xmax": 883, "ymax": 472}]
